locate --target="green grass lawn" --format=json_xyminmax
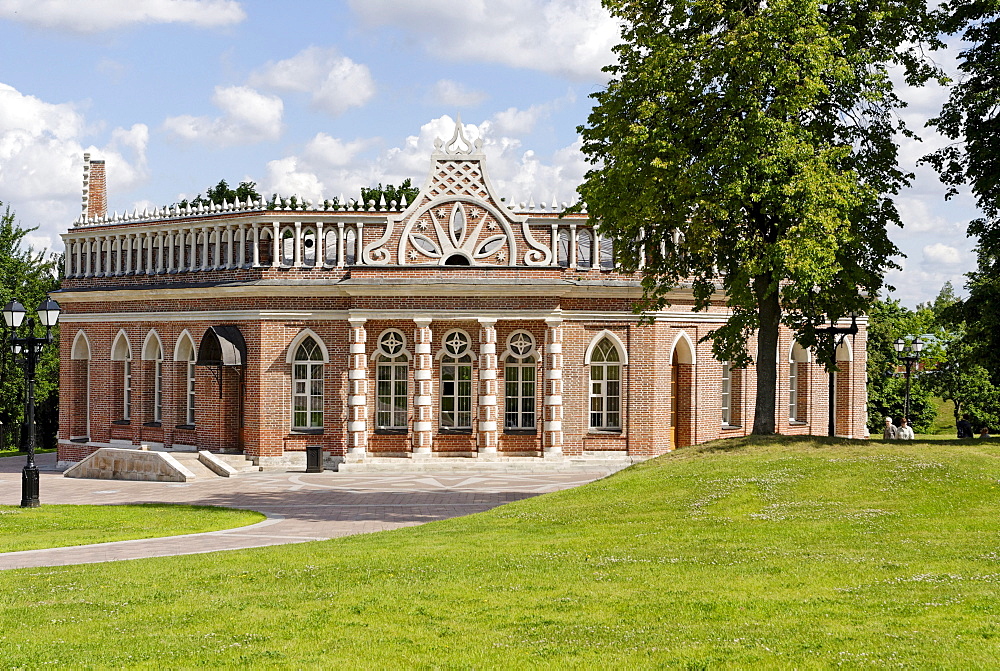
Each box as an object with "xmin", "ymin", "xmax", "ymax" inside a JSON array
[
  {"xmin": 0, "ymin": 504, "xmax": 264, "ymax": 553},
  {"xmin": 0, "ymin": 447, "xmax": 56, "ymax": 459},
  {"xmin": 3, "ymin": 436, "xmax": 1000, "ymax": 667}
]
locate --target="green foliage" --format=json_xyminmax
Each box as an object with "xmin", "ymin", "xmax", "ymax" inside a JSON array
[
  {"xmin": 4, "ymin": 438, "xmax": 1000, "ymax": 666},
  {"xmin": 180, "ymin": 179, "xmax": 262, "ymax": 208},
  {"xmin": 0, "ymin": 204, "xmax": 60, "ymax": 450},
  {"xmin": 868, "ymin": 282, "xmax": 1000, "ymax": 435},
  {"xmin": 360, "ymin": 179, "xmax": 419, "ymax": 209},
  {"xmin": 865, "ymin": 296, "xmax": 937, "ymax": 432},
  {"xmin": 923, "ymin": 2, "xmax": 1000, "ymax": 389},
  {"xmin": 576, "ymin": 0, "xmax": 941, "ymax": 434}
]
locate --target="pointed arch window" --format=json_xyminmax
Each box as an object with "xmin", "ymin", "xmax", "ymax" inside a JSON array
[
  {"xmin": 111, "ymin": 332, "xmax": 132, "ymax": 421},
  {"xmin": 504, "ymin": 331, "xmax": 537, "ymax": 431},
  {"xmin": 142, "ymin": 333, "xmax": 164, "ymax": 423},
  {"xmin": 439, "ymin": 330, "xmax": 473, "ymax": 430},
  {"xmin": 176, "ymin": 333, "xmax": 197, "ymax": 426},
  {"xmin": 375, "ymin": 330, "xmax": 409, "ymax": 431},
  {"xmin": 589, "ymin": 337, "xmax": 622, "ymax": 430},
  {"xmin": 292, "ymin": 336, "xmax": 325, "ymax": 430}
]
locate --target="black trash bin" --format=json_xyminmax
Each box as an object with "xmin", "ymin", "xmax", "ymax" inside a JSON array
[{"xmin": 305, "ymin": 445, "xmax": 323, "ymax": 473}]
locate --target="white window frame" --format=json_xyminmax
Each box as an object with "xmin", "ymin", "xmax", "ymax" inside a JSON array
[
  {"xmin": 789, "ymin": 361, "xmax": 798, "ymax": 421},
  {"xmin": 292, "ymin": 336, "xmax": 325, "ymax": 430},
  {"xmin": 502, "ymin": 331, "xmax": 538, "ymax": 431},
  {"xmin": 374, "ymin": 329, "xmax": 410, "ymax": 431},
  {"xmin": 721, "ymin": 361, "xmax": 732, "ymax": 426},
  {"xmin": 588, "ymin": 336, "xmax": 623, "ymax": 431},
  {"xmin": 437, "ymin": 330, "xmax": 473, "ymax": 430}
]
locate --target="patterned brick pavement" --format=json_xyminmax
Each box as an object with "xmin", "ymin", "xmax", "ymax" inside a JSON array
[{"xmin": 0, "ymin": 452, "xmax": 609, "ymax": 570}]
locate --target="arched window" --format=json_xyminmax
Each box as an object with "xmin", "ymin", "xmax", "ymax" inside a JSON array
[
  {"xmin": 557, "ymin": 229, "xmax": 570, "ymax": 267},
  {"xmin": 292, "ymin": 335, "xmax": 325, "ymax": 430},
  {"xmin": 70, "ymin": 331, "xmax": 91, "ymax": 439},
  {"xmin": 345, "ymin": 227, "xmax": 357, "ymax": 265},
  {"xmin": 111, "ymin": 331, "xmax": 132, "ymax": 421},
  {"xmin": 721, "ymin": 361, "xmax": 743, "ymax": 427},
  {"xmin": 280, "ymin": 227, "xmax": 295, "ymax": 266},
  {"xmin": 142, "ymin": 332, "xmax": 164, "ymax": 423},
  {"xmin": 175, "ymin": 332, "xmax": 197, "ymax": 426},
  {"xmin": 589, "ymin": 336, "xmax": 622, "ymax": 430},
  {"xmin": 577, "ymin": 229, "xmax": 593, "ymax": 268},
  {"xmin": 503, "ymin": 331, "xmax": 537, "ymax": 431},
  {"xmin": 721, "ymin": 362, "xmax": 732, "ymax": 426},
  {"xmin": 375, "ymin": 330, "xmax": 410, "ymax": 431},
  {"xmin": 599, "ymin": 236, "xmax": 614, "ymax": 269},
  {"xmin": 789, "ymin": 342, "xmax": 809, "ymax": 422},
  {"xmin": 303, "ymin": 227, "xmax": 317, "ymax": 266},
  {"xmin": 324, "ymin": 229, "xmax": 338, "ymax": 265},
  {"xmin": 439, "ymin": 330, "xmax": 473, "ymax": 430}
]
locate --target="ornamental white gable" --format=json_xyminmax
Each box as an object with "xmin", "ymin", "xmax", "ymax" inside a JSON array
[{"xmin": 362, "ymin": 118, "xmax": 552, "ymax": 267}]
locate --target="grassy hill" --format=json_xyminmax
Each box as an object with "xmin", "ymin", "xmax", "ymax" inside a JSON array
[{"xmin": 2, "ymin": 436, "xmax": 1000, "ymax": 667}]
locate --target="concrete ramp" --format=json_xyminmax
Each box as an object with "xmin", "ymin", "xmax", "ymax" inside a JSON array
[{"xmin": 63, "ymin": 448, "xmax": 197, "ymax": 482}]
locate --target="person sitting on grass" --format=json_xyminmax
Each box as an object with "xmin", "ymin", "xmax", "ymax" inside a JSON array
[
  {"xmin": 980, "ymin": 427, "xmax": 991, "ymax": 439},
  {"xmin": 883, "ymin": 416, "xmax": 897, "ymax": 441},
  {"xmin": 957, "ymin": 415, "xmax": 973, "ymax": 439},
  {"xmin": 897, "ymin": 417, "xmax": 915, "ymax": 440}
]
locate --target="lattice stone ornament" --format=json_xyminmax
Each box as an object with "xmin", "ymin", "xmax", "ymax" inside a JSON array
[
  {"xmin": 378, "ymin": 330, "xmax": 406, "ymax": 358},
  {"xmin": 509, "ymin": 332, "xmax": 534, "ymax": 358},
  {"xmin": 444, "ymin": 330, "xmax": 470, "ymax": 357}
]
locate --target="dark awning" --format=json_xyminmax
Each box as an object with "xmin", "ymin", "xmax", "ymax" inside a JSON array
[{"xmin": 197, "ymin": 325, "xmax": 247, "ymax": 367}]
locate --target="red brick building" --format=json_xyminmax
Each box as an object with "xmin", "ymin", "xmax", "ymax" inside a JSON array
[{"xmin": 56, "ymin": 121, "xmax": 868, "ymax": 470}]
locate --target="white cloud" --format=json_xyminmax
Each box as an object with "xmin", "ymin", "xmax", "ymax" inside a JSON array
[
  {"xmin": 0, "ymin": 82, "xmax": 148, "ymax": 251},
  {"xmin": 348, "ymin": 0, "xmax": 619, "ymax": 81},
  {"xmin": 249, "ymin": 47, "xmax": 376, "ymax": 117},
  {"xmin": 0, "ymin": 0, "xmax": 245, "ymax": 33},
  {"xmin": 259, "ymin": 113, "xmax": 588, "ymax": 212},
  {"xmin": 163, "ymin": 85, "xmax": 283, "ymax": 146},
  {"xmin": 923, "ymin": 243, "xmax": 964, "ymax": 267},
  {"xmin": 428, "ymin": 80, "xmax": 488, "ymax": 107}
]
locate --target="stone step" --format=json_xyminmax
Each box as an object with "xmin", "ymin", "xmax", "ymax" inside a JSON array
[
  {"xmin": 170, "ymin": 452, "xmax": 223, "ymax": 479},
  {"xmin": 209, "ymin": 453, "xmax": 261, "ymax": 473}
]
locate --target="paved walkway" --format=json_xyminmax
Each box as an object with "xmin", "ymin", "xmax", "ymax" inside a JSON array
[{"xmin": 0, "ymin": 452, "xmax": 608, "ymax": 570}]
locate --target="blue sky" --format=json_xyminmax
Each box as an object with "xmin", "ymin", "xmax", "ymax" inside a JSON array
[{"xmin": 0, "ymin": 0, "xmax": 981, "ymax": 307}]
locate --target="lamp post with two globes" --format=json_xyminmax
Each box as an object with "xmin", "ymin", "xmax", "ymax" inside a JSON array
[
  {"xmin": 894, "ymin": 336, "xmax": 924, "ymax": 421},
  {"xmin": 3, "ymin": 298, "xmax": 61, "ymax": 508}
]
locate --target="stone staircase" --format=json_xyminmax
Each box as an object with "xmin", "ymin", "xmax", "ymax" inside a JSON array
[{"xmin": 169, "ymin": 451, "xmax": 261, "ymax": 478}]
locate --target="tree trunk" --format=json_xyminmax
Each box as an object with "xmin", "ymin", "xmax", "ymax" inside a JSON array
[{"xmin": 753, "ymin": 274, "xmax": 780, "ymax": 435}]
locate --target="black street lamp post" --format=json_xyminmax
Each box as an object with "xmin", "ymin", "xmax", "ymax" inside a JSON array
[
  {"xmin": 817, "ymin": 315, "xmax": 858, "ymax": 437},
  {"xmin": 3, "ymin": 298, "xmax": 60, "ymax": 508},
  {"xmin": 894, "ymin": 336, "xmax": 924, "ymax": 420}
]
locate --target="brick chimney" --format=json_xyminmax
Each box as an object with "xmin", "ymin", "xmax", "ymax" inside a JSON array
[{"xmin": 82, "ymin": 153, "xmax": 107, "ymax": 221}]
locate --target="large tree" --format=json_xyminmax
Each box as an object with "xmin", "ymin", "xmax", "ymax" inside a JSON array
[
  {"xmin": 0, "ymin": 204, "xmax": 60, "ymax": 450},
  {"xmin": 577, "ymin": 0, "xmax": 941, "ymax": 433},
  {"xmin": 924, "ymin": 1, "xmax": 1000, "ymax": 376}
]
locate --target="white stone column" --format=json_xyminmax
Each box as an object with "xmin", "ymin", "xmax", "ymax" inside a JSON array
[
  {"xmin": 316, "ymin": 221, "xmax": 325, "ymax": 267},
  {"xmin": 347, "ymin": 317, "xmax": 369, "ymax": 457},
  {"xmin": 125, "ymin": 234, "xmax": 134, "ymax": 274},
  {"xmin": 294, "ymin": 221, "xmax": 303, "ymax": 267},
  {"xmin": 355, "ymin": 221, "xmax": 365, "ymax": 265},
  {"xmin": 272, "ymin": 222, "xmax": 280, "ymax": 267},
  {"xmin": 251, "ymin": 223, "xmax": 260, "ymax": 267},
  {"xmin": 544, "ymin": 317, "xmax": 564, "ymax": 456},
  {"xmin": 550, "ymin": 223, "xmax": 559, "ymax": 267},
  {"xmin": 337, "ymin": 222, "xmax": 346, "ymax": 268},
  {"xmin": 83, "ymin": 239, "xmax": 93, "ymax": 277},
  {"xmin": 94, "ymin": 237, "xmax": 104, "ymax": 276},
  {"xmin": 569, "ymin": 224, "xmax": 578, "ymax": 270},
  {"xmin": 144, "ymin": 231, "xmax": 154, "ymax": 274},
  {"xmin": 413, "ymin": 318, "xmax": 434, "ymax": 454},
  {"xmin": 478, "ymin": 318, "xmax": 499, "ymax": 454},
  {"xmin": 236, "ymin": 226, "xmax": 245, "ymax": 268},
  {"xmin": 165, "ymin": 232, "xmax": 174, "ymax": 273}
]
